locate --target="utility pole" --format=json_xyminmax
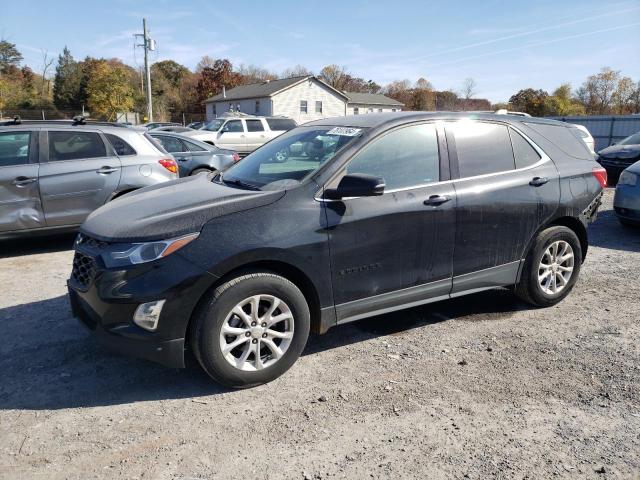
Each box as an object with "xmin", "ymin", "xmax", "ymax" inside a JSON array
[{"xmin": 135, "ymin": 18, "xmax": 155, "ymax": 122}]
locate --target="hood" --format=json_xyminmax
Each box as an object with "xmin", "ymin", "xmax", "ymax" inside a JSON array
[
  {"xmin": 597, "ymin": 143, "xmax": 640, "ymax": 159},
  {"xmin": 80, "ymin": 174, "xmax": 285, "ymax": 243},
  {"xmin": 625, "ymin": 160, "xmax": 640, "ymax": 175}
]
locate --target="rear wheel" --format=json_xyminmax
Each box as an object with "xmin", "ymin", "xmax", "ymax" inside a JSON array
[
  {"xmin": 190, "ymin": 272, "xmax": 310, "ymax": 388},
  {"xmin": 515, "ymin": 226, "xmax": 582, "ymax": 307}
]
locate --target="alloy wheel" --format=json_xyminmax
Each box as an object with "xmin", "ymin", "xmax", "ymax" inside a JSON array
[
  {"xmin": 219, "ymin": 295, "xmax": 294, "ymax": 371},
  {"xmin": 538, "ymin": 240, "xmax": 575, "ymax": 295}
]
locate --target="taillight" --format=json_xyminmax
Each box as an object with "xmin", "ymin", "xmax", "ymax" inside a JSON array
[
  {"xmin": 159, "ymin": 158, "xmax": 178, "ymax": 174},
  {"xmin": 592, "ymin": 166, "xmax": 607, "ymax": 188},
  {"xmin": 232, "ymin": 152, "xmax": 240, "ymax": 163}
]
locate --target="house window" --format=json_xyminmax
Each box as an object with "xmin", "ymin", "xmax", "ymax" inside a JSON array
[
  {"xmin": 316, "ymin": 101, "xmax": 323, "ymax": 114},
  {"xmin": 300, "ymin": 100, "xmax": 308, "ymax": 114},
  {"xmin": 368, "ymin": 107, "xmax": 373, "ymax": 113},
  {"xmin": 255, "ymin": 100, "xmax": 260, "ymax": 114},
  {"xmin": 391, "ymin": 108, "xmax": 396, "ymax": 112},
  {"xmin": 378, "ymin": 108, "xmax": 383, "ymax": 112},
  {"xmin": 354, "ymin": 107, "xmax": 359, "ymax": 115},
  {"xmin": 212, "ymin": 104, "xmax": 217, "ymax": 115}
]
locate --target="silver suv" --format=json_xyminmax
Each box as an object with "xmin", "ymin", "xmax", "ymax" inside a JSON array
[{"xmin": 0, "ymin": 119, "xmax": 178, "ymax": 239}]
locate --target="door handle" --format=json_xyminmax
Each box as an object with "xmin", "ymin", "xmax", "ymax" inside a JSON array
[
  {"xmin": 12, "ymin": 177, "xmax": 37, "ymax": 186},
  {"xmin": 423, "ymin": 195, "xmax": 451, "ymax": 206},
  {"xmin": 97, "ymin": 167, "xmax": 119, "ymax": 174},
  {"xmin": 176, "ymin": 156, "xmax": 189, "ymax": 162},
  {"xmin": 529, "ymin": 176, "xmax": 548, "ymax": 187}
]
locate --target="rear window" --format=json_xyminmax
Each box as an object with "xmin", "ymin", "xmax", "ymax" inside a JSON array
[
  {"xmin": 105, "ymin": 133, "xmax": 136, "ymax": 156},
  {"xmin": 449, "ymin": 121, "xmax": 515, "ymax": 178},
  {"xmin": 48, "ymin": 131, "xmax": 106, "ymax": 161},
  {"xmin": 524, "ymin": 122, "xmax": 592, "ymax": 160},
  {"xmin": 266, "ymin": 118, "xmax": 297, "ymax": 131}
]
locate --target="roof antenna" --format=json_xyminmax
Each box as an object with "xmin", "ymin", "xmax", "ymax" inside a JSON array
[{"xmin": 72, "ymin": 115, "xmax": 87, "ymax": 125}]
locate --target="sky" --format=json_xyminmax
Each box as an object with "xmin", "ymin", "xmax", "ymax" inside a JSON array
[{"xmin": 2, "ymin": 0, "xmax": 640, "ymax": 102}]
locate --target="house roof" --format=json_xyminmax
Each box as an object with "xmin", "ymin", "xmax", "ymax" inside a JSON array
[
  {"xmin": 204, "ymin": 76, "xmax": 349, "ymax": 103},
  {"xmin": 344, "ymin": 92, "xmax": 404, "ymax": 107}
]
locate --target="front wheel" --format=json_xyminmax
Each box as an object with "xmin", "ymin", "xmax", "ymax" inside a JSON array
[
  {"xmin": 515, "ymin": 226, "xmax": 582, "ymax": 307},
  {"xmin": 190, "ymin": 272, "xmax": 310, "ymax": 388}
]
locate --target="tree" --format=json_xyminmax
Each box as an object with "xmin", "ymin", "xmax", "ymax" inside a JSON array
[
  {"xmin": 194, "ymin": 58, "xmax": 242, "ymax": 110},
  {"xmin": 237, "ymin": 64, "xmax": 277, "ymax": 84},
  {"xmin": 0, "ymin": 39, "xmax": 22, "ymax": 73},
  {"xmin": 319, "ymin": 64, "xmax": 349, "ymax": 89},
  {"xmin": 53, "ymin": 47, "xmax": 82, "ymax": 109},
  {"xmin": 281, "ymin": 65, "xmax": 313, "ymax": 78},
  {"xmin": 576, "ymin": 67, "xmax": 620, "ymax": 114},
  {"xmin": 435, "ymin": 90, "xmax": 459, "ymax": 111},
  {"xmin": 508, "ymin": 88, "xmax": 549, "ymax": 116},
  {"xmin": 460, "ymin": 77, "xmax": 477, "ymax": 109},
  {"xmin": 612, "ymin": 76, "xmax": 637, "ymax": 114},
  {"xmin": 152, "ymin": 60, "xmax": 190, "ymax": 88},
  {"xmin": 86, "ymin": 62, "xmax": 134, "ymax": 120}
]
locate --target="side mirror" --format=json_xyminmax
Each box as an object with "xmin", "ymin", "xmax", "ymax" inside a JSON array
[{"xmin": 324, "ymin": 173, "xmax": 385, "ymax": 200}]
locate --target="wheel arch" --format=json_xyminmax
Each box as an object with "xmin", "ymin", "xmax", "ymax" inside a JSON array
[
  {"xmin": 187, "ymin": 259, "xmax": 323, "ymax": 343},
  {"xmin": 522, "ymin": 215, "xmax": 588, "ymax": 266}
]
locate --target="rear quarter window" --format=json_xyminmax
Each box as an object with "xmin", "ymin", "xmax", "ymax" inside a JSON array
[
  {"xmin": 524, "ymin": 122, "xmax": 592, "ymax": 160},
  {"xmin": 144, "ymin": 132, "xmax": 168, "ymax": 154},
  {"xmin": 266, "ymin": 118, "xmax": 297, "ymax": 131},
  {"xmin": 105, "ymin": 133, "xmax": 136, "ymax": 156}
]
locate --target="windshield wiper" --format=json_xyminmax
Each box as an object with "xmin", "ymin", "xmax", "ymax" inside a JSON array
[{"xmin": 222, "ymin": 177, "xmax": 261, "ymax": 191}]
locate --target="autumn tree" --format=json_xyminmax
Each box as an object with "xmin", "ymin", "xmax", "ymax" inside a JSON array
[
  {"xmin": 508, "ymin": 88, "xmax": 549, "ymax": 116},
  {"xmin": 194, "ymin": 58, "xmax": 242, "ymax": 112},
  {"xmin": 544, "ymin": 84, "xmax": 585, "ymax": 116},
  {"xmin": 281, "ymin": 65, "xmax": 313, "ymax": 78},
  {"xmin": 0, "ymin": 39, "xmax": 22, "ymax": 74},
  {"xmin": 86, "ymin": 62, "xmax": 134, "ymax": 120},
  {"xmin": 237, "ymin": 64, "xmax": 277, "ymax": 84}
]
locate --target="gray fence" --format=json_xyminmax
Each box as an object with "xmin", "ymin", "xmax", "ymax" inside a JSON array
[{"xmin": 548, "ymin": 115, "xmax": 640, "ymax": 151}]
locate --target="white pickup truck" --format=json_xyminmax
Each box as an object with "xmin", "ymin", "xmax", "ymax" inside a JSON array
[{"xmin": 182, "ymin": 116, "xmax": 297, "ymax": 155}]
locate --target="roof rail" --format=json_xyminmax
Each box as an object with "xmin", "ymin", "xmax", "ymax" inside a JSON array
[
  {"xmin": 494, "ymin": 109, "xmax": 531, "ymax": 117},
  {"xmin": 0, "ymin": 118, "xmax": 131, "ymax": 128}
]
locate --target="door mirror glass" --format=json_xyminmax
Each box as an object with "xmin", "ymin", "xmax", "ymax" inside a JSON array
[{"xmin": 324, "ymin": 173, "xmax": 385, "ymax": 200}]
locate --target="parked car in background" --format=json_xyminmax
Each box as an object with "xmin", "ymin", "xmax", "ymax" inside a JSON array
[
  {"xmin": 614, "ymin": 160, "xmax": 640, "ymax": 227},
  {"xmin": 182, "ymin": 116, "xmax": 297, "ymax": 155},
  {"xmin": 571, "ymin": 124, "xmax": 595, "ymax": 156},
  {"xmin": 597, "ymin": 131, "xmax": 640, "ymax": 184},
  {"xmin": 68, "ymin": 112, "xmax": 605, "ymax": 387},
  {"xmin": 0, "ymin": 119, "xmax": 178, "ymax": 239},
  {"xmin": 187, "ymin": 121, "xmax": 204, "ymax": 130},
  {"xmin": 141, "ymin": 122, "xmax": 181, "ymax": 130},
  {"xmin": 150, "ymin": 126, "xmax": 194, "ymax": 133},
  {"xmin": 148, "ymin": 131, "xmax": 239, "ymax": 176}
]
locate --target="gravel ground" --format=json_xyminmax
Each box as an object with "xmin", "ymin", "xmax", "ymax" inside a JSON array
[{"xmin": 1, "ymin": 188, "xmax": 639, "ymax": 480}]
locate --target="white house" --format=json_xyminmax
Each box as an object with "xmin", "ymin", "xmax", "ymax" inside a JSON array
[{"xmin": 204, "ymin": 76, "xmax": 403, "ymax": 123}]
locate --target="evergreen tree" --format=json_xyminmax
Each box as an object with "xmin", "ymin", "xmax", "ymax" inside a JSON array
[{"xmin": 53, "ymin": 47, "xmax": 82, "ymax": 110}]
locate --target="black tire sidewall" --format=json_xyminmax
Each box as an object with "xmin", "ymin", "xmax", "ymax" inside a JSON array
[
  {"xmin": 195, "ymin": 274, "xmax": 310, "ymax": 388},
  {"xmin": 525, "ymin": 226, "xmax": 582, "ymax": 306}
]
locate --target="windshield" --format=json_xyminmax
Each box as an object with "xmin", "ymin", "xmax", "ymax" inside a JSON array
[
  {"xmin": 202, "ymin": 119, "xmax": 225, "ymax": 132},
  {"xmin": 221, "ymin": 126, "xmax": 365, "ymax": 190},
  {"xmin": 619, "ymin": 133, "xmax": 640, "ymax": 146}
]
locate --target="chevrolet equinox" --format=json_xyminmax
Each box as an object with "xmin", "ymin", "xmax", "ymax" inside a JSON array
[{"xmin": 68, "ymin": 112, "xmax": 606, "ymax": 387}]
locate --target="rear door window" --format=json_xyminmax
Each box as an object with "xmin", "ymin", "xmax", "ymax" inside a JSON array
[
  {"xmin": 509, "ymin": 128, "xmax": 541, "ymax": 169},
  {"xmin": 246, "ymin": 120, "xmax": 265, "ymax": 132},
  {"xmin": 449, "ymin": 122, "xmax": 514, "ymax": 177},
  {"xmin": 48, "ymin": 131, "xmax": 106, "ymax": 161},
  {"xmin": 154, "ymin": 135, "xmax": 186, "ymax": 153},
  {"xmin": 266, "ymin": 118, "xmax": 297, "ymax": 131},
  {"xmin": 0, "ymin": 131, "xmax": 31, "ymax": 166},
  {"xmin": 105, "ymin": 133, "xmax": 136, "ymax": 156},
  {"xmin": 346, "ymin": 123, "xmax": 440, "ymax": 190}
]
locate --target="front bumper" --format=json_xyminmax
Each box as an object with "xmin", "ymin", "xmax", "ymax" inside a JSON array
[
  {"xmin": 68, "ymin": 245, "xmax": 218, "ymax": 369},
  {"xmin": 614, "ymin": 184, "xmax": 640, "ymax": 223}
]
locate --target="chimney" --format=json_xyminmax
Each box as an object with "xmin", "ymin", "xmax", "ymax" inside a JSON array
[{"xmin": 223, "ymin": 85, "xmax": 226, "ymax": 98}]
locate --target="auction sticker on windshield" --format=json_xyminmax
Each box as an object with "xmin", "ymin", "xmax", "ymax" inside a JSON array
[{"xmin": 326, "ymin": 127, "xmax": 362, "ymax": 136}]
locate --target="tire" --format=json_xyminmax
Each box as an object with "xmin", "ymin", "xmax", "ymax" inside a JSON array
[
  {"xmin": 515, "ymin": 226, "xmax": 582, "ymax": 307},
  {"xmin": 190, "ymin": 272, "xmax": 310, "ymax": 388},
  {"xmin": 190, "ymin": 168, "xmax": 216, "ymax": 176}
]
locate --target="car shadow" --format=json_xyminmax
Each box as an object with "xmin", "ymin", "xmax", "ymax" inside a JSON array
[
  {"xmin": 588, "ymin": 207, "xmax": 640, "ymax": 253},
  {"xmin": 0, "ymin": 289, "xmax": 525, "ymax": 411},
  {"xmin": 0, "ymin": 233, "xmax": 76, "ymax": 259}
]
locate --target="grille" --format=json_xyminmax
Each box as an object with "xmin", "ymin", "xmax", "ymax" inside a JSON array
[
  {"xmin": 76, "ymin": 233, "xmax": 110, "ymax": 250},
  {"xmin": 71, "ymin": 252, "xmax": 97, "ymax": 290}
]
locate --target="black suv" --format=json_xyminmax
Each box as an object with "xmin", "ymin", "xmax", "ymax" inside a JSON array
[{"xmin": 68, "ymin": 113, "xmax": 605, "ymax": 387}]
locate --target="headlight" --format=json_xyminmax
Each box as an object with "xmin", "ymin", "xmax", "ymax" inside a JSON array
[
  {"xmin": 104, "ymin": 233, "xmax": 199, "ymax": 268},
  {"xmin": 619, "ymin": 170, "xmax": 638, "ymax": 186}
]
